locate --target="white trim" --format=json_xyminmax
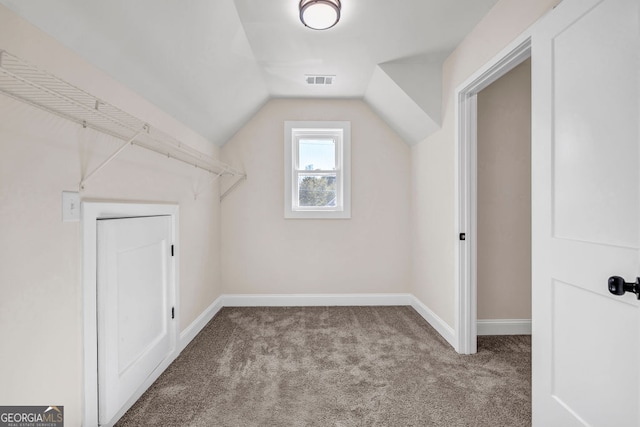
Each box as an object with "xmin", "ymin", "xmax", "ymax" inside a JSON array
[
  {"xmin": 409, "ymin": 296, "xmax": 456, "ymax": 349},
  {"xmin": 455, "ymin": 30, "xmax": 533, "ymax": 355},
  {"xmin": 284, "ymin": 121, "xmax": 351, "ymax": 219},
  {"xmin": 455, "ymin": 92, "xmax": 478, "ymax": 355},
  {"xmin": 477, "ymin": 319, "xmax": 532, "ymax": 336},
  {"xmin": 220, "ymin": 293, "xmax": 456, "ymax": 348},
  {"xmin": 82, "ymin": 201, "xmax": 179, "ymax": 427},
  {"xmin": 178, "ymin": 296, "xmax": 225, "ymax": 352},
  {"xmin": 221, "ymin": 293, "xmax": 413, "ymax": 307}
]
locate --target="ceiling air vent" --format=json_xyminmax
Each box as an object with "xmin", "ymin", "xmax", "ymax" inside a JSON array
[{"xmin": 306, "ymin": 75, "xmax": 335, "ymax": 85}]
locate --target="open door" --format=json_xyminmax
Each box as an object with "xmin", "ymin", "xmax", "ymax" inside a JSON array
[
  {"xmin": 97, "ymin": 215, "xmax": 174, "ymax": 425},
  {"xmin": 532, "ymin": 0, "xmax": 639, "ymax": 425}
]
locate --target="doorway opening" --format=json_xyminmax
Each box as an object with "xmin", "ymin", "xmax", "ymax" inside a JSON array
[
  {"xmin": 476, "ymin": 58, "xmax": 531, "ymax": 337},
  {"xmin": 455, "ymin": 35, "xmax": 531, "ymax": 355}
]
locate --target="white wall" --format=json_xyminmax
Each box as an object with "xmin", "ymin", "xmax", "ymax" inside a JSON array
[
  {"xmin": 411, "ymin": 0, "xmax": 560, "ymax": 328},
  {"xmin": 0, "ymin": 6, "xmax": 223, "ymax": 425},
  {"xmin": 221, "ymin": 99, "xmax": 411, "ymax": 295},
  {"xmin": 477, "ymin": 58, "xmax": 531, "ymax": 320}
]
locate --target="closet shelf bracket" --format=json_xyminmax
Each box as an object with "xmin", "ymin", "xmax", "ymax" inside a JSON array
[
  {"xmin": 79, "ymin": 126, "xmax": 146, "ymax": 190},
  {"xmin": 220, "ymin": 174, "xmax": 247, "ymax": 202}
]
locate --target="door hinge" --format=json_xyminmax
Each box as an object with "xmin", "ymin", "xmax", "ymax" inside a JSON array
[
  {"xmin": 171, "ymin": 244, "xmax": 174, "ymax": 257},
  {"xmin": 459, "ymin": 233, "xmax": 466, "ymax": 241},
  {"xmin": 171, "ymin": 307, "xmax": 175, "ymax": 319}
]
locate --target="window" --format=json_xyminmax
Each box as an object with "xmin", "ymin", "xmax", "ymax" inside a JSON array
[{"xmin": 284, "ymin": 121, "xmax": 351, "ymax": 219}]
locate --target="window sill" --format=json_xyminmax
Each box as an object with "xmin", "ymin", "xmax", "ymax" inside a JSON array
[{"xmin": 284, "ymin": 209, "xmax": 351, "ymax": 219}]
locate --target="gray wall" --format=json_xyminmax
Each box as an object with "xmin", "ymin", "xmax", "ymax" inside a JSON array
[{"xmin": 477, "ymin": 58, "xmax": 532, "ymax": 320}]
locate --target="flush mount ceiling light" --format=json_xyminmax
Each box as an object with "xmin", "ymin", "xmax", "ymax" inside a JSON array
[{"xmin": 299, "ymin": 0, "xmax": 341, "ymax": 30}]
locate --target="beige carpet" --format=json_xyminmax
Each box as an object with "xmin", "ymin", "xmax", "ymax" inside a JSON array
[{"xmin": 116, "ymin": 306, "xmax": 531, "ymax": 426}]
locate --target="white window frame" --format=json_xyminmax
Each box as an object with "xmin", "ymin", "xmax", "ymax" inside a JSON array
[{"xmin": 284, "ymin": 121, "xmax": 351, "ymax": 219}]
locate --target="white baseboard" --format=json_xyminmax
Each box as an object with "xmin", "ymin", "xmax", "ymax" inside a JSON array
[
  {"xmin": 477, "ymin": 319, "xmax": 531, "ymax": 336},
  {"xmin": 221, "ymin": 293, "xmax": 414, "ymax": 307},
  {"xmin": 207, "ymin": 294, "xmax": 456, "ymax": 349},
  {"xmin": 409, "ymin": 296, "xmax": 456, "ymax": 349},
  {"xmin": 176, "ymin": 293, "xmax": 457, "ymax": 365},
  {"xmin": 179, "ymin": 295, "xmax": 224, "ymax": 352}
]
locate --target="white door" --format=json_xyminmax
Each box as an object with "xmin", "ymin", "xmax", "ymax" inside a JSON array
[
  {"xmin": 97, "ymin": 215, "xmax": 174, "ymax": 425},
  {"xmin": 532, "ymin": 0, "xmax": 639, "ymax": 425}
]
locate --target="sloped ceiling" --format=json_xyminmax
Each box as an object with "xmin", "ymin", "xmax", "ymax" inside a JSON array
[{"xmin": 0, "ymin": 0, "xmax": 498, "ymax": 146}]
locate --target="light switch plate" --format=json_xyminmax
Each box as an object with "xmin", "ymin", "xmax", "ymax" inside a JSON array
[{"xmin": 62, "ymin": 191, "xmax": 80, "ymax": 222}]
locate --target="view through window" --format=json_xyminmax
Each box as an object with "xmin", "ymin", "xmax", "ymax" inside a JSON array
[
  {"xmin": 298, "ymin": 137, "xmax": 337, "ymax": 207},
  {"xmin": 284, "ymin": 121, "xmax": 351, "ymax": 219}
]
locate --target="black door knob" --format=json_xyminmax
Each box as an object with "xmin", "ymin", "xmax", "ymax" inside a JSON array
[{"xmin": 608, "ymin": 276, "xmax": 640, "ymax": 299}]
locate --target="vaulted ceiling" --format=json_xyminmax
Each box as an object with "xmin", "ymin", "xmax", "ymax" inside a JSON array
[{"xmin": 0, "ymin": 0, "xmax": 498, "ymax": 146}]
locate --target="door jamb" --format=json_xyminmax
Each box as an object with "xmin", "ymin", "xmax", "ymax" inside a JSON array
[
  {"xmin": 454, "ymin": 34, "xmax": 532, "ymax": 355},
  {"xmin": 82, "ymin": 201, "xmax": 179, "ymax": 426}
]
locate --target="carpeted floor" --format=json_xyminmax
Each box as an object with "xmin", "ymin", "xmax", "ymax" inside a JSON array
[{"xmin": 116, "ymin": 306, "xmax": 531, "ymax": 426}]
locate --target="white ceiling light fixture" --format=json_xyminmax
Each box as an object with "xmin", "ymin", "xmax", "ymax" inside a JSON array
[{"xmin": 299, "ymin": 0, "xmax": 341, "ymax": 30}]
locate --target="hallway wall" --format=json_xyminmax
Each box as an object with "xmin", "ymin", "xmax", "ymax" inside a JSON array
[
  {"xmin": 477, "ymin": 58, "xmax": 532, "ymax": 320},
  {"xmin": 411, "ymin": 0, "xmax": 560, "ymax": 329}
]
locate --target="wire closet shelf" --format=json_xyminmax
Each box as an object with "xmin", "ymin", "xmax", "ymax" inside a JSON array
[{"xmin": 0, "ymin": 50, "xmax": 245, "ymax": 192}]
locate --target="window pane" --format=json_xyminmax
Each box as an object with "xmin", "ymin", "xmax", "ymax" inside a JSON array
[
  {"xmin": 298, "ymin": 138, "xmax": 335, "ymax": 171},
  {"xmin": 298, "ymin": 175, "xmax": 337, "ymax": 207}
]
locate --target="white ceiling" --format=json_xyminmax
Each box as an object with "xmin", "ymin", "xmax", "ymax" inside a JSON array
[{"xmin": 0, "ymin": 0, "xmax": 498, "ymax": 146}]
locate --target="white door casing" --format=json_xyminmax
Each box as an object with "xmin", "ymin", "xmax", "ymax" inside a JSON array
[
  {"xmin": 455, "ymin": 34, "xmax": 532, "ymax": 355},
  {"xmin": 531, "ymin": 0, "xmax": 640, "ymax": 425},
  {"xmin": 83, "ymin": 202, "xmax": 179, "ymax": 427},
  {"xmin": 97, "ymin": 215, "xmax": 174, "ymax": 425}
]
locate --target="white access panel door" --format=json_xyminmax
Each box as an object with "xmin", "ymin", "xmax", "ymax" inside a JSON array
[
  {"xmin": 97, "ymin": 215, "xmax": 174, "ymax": 425},
  {"xmin": 532, "ymin": 0, "xmax": 640, "ymax": 426}
]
